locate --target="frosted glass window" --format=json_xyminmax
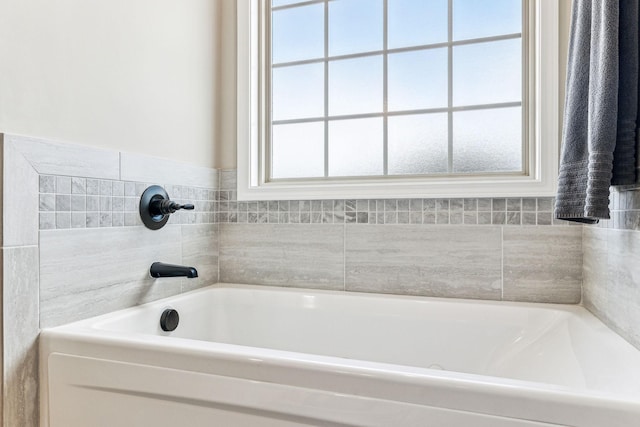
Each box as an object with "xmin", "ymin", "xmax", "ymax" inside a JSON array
[
  {"xmin": 272, "ymin": 122, "xmax": 325, "ymax": 179},
  {"xmin": 453, "ymin": 0, "xmax": 522, "ymax": 41},
  {"xmin": 388, "ymin": 114, "xmax": 448, "ymax": 175},
  {"xmin": 388, "ymin": 0, "xmax": 448, "ymax": 48},
  {"xmin": 268, "ymin": 0, "xmax": 527, "ymax": 180},
  {"xmin": 329, "ymin": 0, "xmax": 383, "ymax": 56},
  {"xmin": 388, "ymin": 49, "xmax": 448, "ymax": 111},
  {"xmin": 329, "ymin": 56, "xmax": 383, "ymax": 116},
  {"xmin": 272, "ymin": 63, "xmax": 324, "ymax": 121},
  {"xmin": 272, "ymin": 4, "xmax": 324, "ymax": 64},
  {"xmin": 453, "ymin": 39, "xmax": 522, "ymax": 106},
  {"xmin": 453, "ymin": 107, "xmax": 522, "ymax": 173},
  {"xmin": 329, "ymin": 118, "xmax": 383, "ymax": 176}
]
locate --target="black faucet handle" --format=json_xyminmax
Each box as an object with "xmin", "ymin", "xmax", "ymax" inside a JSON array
[
  {"xmin": 153, "ymin": 199, "xmax": 195, "ymax": 215},
  {"xmin": 176, "ymin": 203, "xmax": 194, "ymax": 211}
]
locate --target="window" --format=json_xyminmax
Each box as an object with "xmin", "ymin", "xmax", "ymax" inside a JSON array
[{"xmin": 237, "ymin": 0, "xmax": 559, "ymax": 200}]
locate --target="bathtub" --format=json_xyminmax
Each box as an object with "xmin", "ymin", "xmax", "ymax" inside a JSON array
[{"xmin": 40, "ymin": 284, "xmax": 640, "ymax": 427}]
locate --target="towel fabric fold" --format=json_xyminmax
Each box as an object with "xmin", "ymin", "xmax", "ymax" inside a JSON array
[{"xmin": 555, "ymin": 0, "xmax": 639, "ymax": 224}]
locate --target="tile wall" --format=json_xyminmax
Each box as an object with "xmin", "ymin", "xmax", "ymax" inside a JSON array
[
  {"xmin": 2, "ymin": 134, "xmax": 638, "ymax": 427},
  {"xmin": 218, "ymin": 170, "xmax": 583, "ymax": 304},
  {"xmin": 583, "ymin": 186, "xmax": 640, "ymax": 350},
  {"xmin": 1, "ymin": 134, "xmax": 219, "ymax": 427}
]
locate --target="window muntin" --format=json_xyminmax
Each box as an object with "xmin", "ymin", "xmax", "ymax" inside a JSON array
[{"xmin": 269, "ymin": 0, "xmax": 525, "ymax": 181}]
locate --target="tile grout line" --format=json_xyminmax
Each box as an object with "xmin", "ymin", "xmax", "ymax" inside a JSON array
[
  {"xmin": 501, "ymin": 225, "xmax": 504, "ymax": 300},
  {"xmin": 343, "ymin": 223, "xmax": 347, "ymax": 292}
]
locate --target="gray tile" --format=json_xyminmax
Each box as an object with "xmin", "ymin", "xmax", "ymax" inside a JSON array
[
  {"xmin": 100, "ymin": 179, "xmax": 113, "ymax": 196},
  {"xmin": 397, "ymin": 199, "xmax": 410, "ymax": 211},
  {"xmin": 112, "ymin": 197, "xmax": 125, "ymax": 212},
  {"xmin": 384, "ymin": 212, "xmax": 397, "ymax": 224},
  {"xmin": 124, "ymin": 212, "xmax": 142, "ymax": 227},
  {"xmin": 522, "ymin": 212, "xmax": 537, "ymax": 225},
  {"xmin": 503, "ymin": 227, "xmax": 582, "ymax": 303},
  {"xmin": 582, "ymin": 227, "xmax": 609, "ymax": 321},
  {"xmin": 423, "ymin": 199, "xmax": 436, "ymax": 211},
  {"xmin": 86, "ymin": 212, "xmax": 100, "ymax": 228},
  {"xmin": 492, "ymin": 198, "xmax": 506, "ymax": 211},
  {"xmin": 450, "ymin": 212, "xmax": 463, "ymax": 224},
  {"xmin": 120, "ymin": 152, "xmax": 218, "ymax": 189},
  {"xmin": 506, "ymin": 212, "xmax": 521, "ymax": 225},
  {"xmin": 409, "ymin": 199, "xmax": 422, "ymax": 212},
  {"xmin": 112, "ymin": 180, "xmax": 125, "ymax": 196},
  {"xmin": 71, "ymin": 212, "xmax": 87, "ymax": 228},
  {"xmin": 537, "ymin": 197, "xmax": 553, "ymax": 211},
  {"xmin": 8, "ymin": 134, "xmax": 119, "ymax": 179},
  {"xmin": 537, "ymin": 212, "xmax": 552, "ymax": 225},
  {"xmin": 356, "ymin": 200, "xmax": 369, "ymax": 212},
  {"xmin": 56, "ymin": 212, "xmax": 71, "ymax": 229},
  {"xmin": 422, "ymin": 212, "xmax": 436, "ymax": 224},
  {"xmin": 40, "ymin": 226, "xmax": 183, "ymax": 328},
  {"xmin": 86, "ymin": 178, "xmax": 101, "ymax": 195},
  {"xmin": 124, "ymin": 181, "xmax": 136, "ymax": 196},
  {"xmin": 112, "ymin": 212, "xmax": 124, "ymax": 227},
  {"xmin": 409, "ymin": 211, "xmax": 422, "ymax": 224},
  {"xmin": 450, "ymin": 198, "xmax": 463, "ymax": 211},
  {"xmin": 507, "ymin": 198, "xmax": 522, "ymax": 211},
  {"xmin": 100, "ymin": 196, "xmax": 112, "ymax": 212},
  {"xmin": 384, "ymin": 200, "xmax": 397, "ymax": 212},
  {"xmin": 87, "ymin": 195, "xmax": 100, "ymax": 211},
  {"xmin": 56, "ymin": 176, "xmax": 72, "ymax": 194},
  {"xmin": 600, "ymin": 229, "xmax": 640, "ymax": 348},
  {"xmin": 436, "ymin": 211, "xmax": 449, "ymax": 224},
  {"xmin": 39, "ymin": 194, "xmax": 55, "ymax": 211},
  {"xmin": 182, "ymin": 224, "xmax": 219, "ymax": 292},
  {"xmin": 220, "ymin": 224, "xmax": 344, "ymax": 290},
  {"xmin": 39, "ymin": 212, "xmax": 55, "ymax": 230},
  {"xmin": 39, "ymin": 175, "xmax": 56, "ymax": 193},
  {"xmin": 4, "ymin": 141, "xmax": 40, "ymax": 246},
  {"xmin": 71, "ymin": 177, "xmax": 86, "ymax": 194},
  {"xmin": 463, "ymin": 212, "xmax": 478, "ymax": 224},
  {"xmin": 464, "ymin": 198, "xmax": 477, "ymax": 211},
  {"xmin": 55, "ymin": 194, "xmax": 71, "ymax": 211},
  {"xmin": 70, "ymin": 195, "xmax": 86, "ymax": 212},
  {"xmin": 522, "ymin": 198, "xmax": 537, "ymax": 211},
  {"xmin": 478, "ymin": 212, "xmax": 492, "ymax": 225},
  {"xmin": 345, "ymin": 226, "xmax": 502, "ymax": 299},
  {"xmin": 478, "ymin": 199, "xmax": 492, "ymax": 211},
  {"xmin": 2, "ymin": 246, "xmax": 40, "ymax": 427},
  {"xmin": 492, "ymin": 212, "xmax": 506, "ymax": 225}
]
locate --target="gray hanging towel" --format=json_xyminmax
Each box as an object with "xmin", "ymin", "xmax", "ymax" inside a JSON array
[{"xmin": 555, "ymin": 0, "xmax": 639, "ymax": 224}]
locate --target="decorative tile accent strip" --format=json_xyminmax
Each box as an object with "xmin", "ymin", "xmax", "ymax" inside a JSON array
[
  {"xmin": 38, "ymin": 175, "xmax": 217, "ymax": 230},
  {"xmin": 219, "ymin": 169, "xmax": 565, "ymax": 226},
  {"xmin": 218, "ymin": 194, "xmax": 561, "ymax": 226}
]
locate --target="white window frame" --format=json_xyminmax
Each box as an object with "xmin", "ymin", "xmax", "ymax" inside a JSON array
[{"xmin": 237, "ymin": 0, "xmax": 559, "ymax": 201}]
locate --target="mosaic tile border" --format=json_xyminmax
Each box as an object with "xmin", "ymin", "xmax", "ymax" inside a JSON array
[
  {"xmin": 38, "ymin": 175, "xmax": 217, "ymax": 229},
  {"xmin": 217, "ymin": 170, "xmax": 567, "ymax": 226},
  {"xmin": 43, "ymin": 169, "xmax": 640, "ymax": 229},
  {"xmin": 217, "ymin": 194, "xmax": 564, "ymax": 226}
]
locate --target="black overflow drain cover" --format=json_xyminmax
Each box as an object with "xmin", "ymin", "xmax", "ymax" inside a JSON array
[{"xmin": 160, "ymin": 309, "xmax": 179, "ymax": 332}]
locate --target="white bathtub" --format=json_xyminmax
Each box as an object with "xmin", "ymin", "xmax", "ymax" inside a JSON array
[{"xmin": 40, "ymin": 284, "xmax": 640, "ymax": 427}]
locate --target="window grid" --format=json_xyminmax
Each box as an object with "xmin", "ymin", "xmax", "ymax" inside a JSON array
[{"xmin": 269, "ymin": 0, "xmax": 525, "ymax": 180}]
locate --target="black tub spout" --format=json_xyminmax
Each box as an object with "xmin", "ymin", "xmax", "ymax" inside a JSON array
[{"xmin": 150, "ymin": 262, "xmax": 198, "ymax": 278}]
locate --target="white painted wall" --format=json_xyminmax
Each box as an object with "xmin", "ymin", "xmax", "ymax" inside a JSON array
[{"xmin": 0, "ymin": 0, "xmax": 220, "ymax": 169}]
